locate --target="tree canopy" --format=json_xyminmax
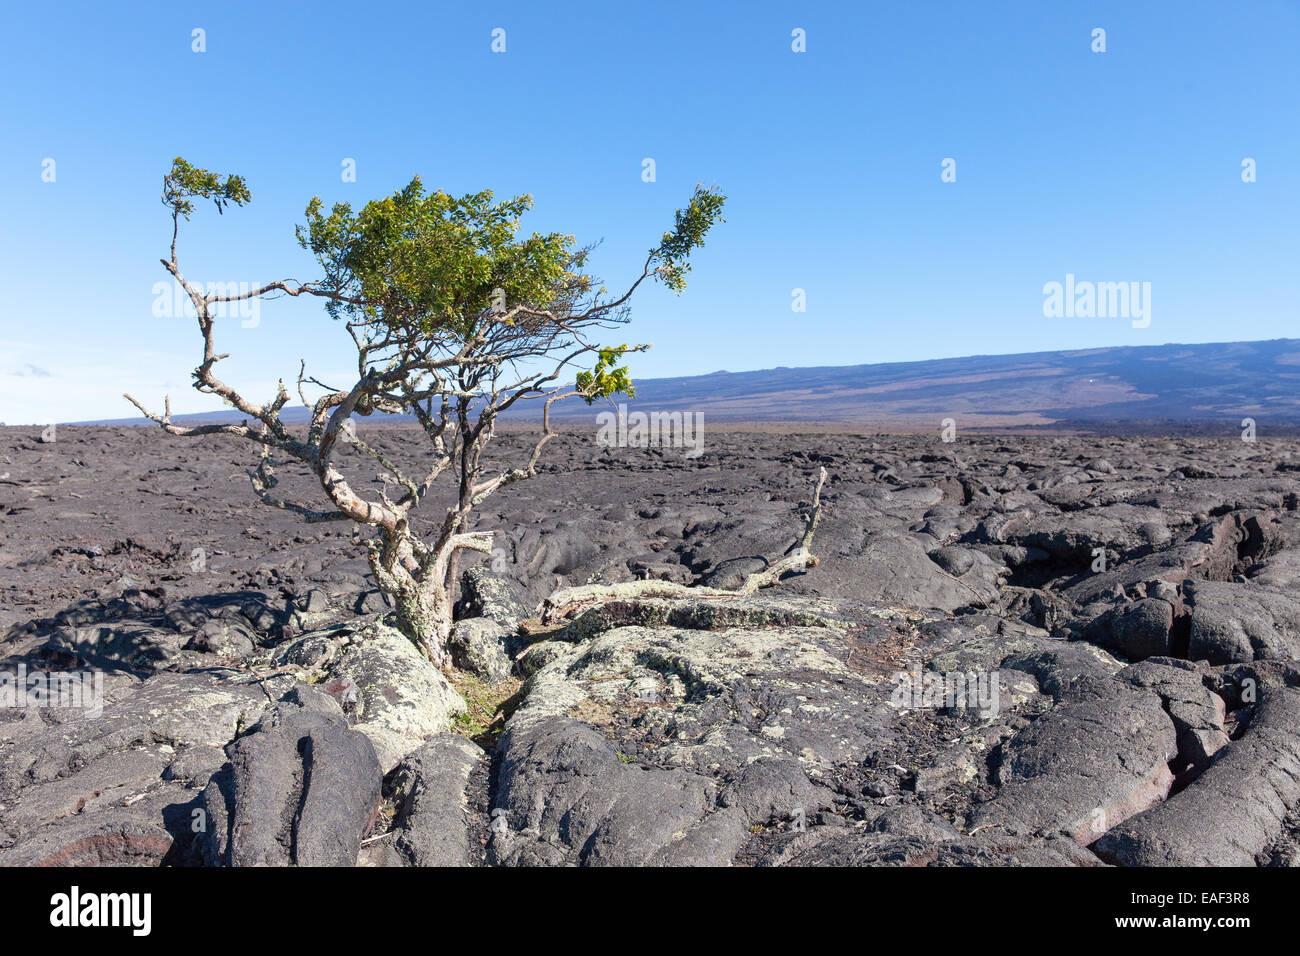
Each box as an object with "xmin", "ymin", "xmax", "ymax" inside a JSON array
[{"xmin": 134, "ymin": 157, "xmax": 726, "ymax": 664}]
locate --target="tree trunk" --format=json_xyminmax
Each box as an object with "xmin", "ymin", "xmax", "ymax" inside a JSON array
[
  {"xmin": 389, "ymin": 578, "xmax": 454, "ymax": 668},
  {"xmin": 367, "ymin": 526, "xmax": 455, "ymax": 668},
  {"xmin": 445, "ymin": 549, "xmax": 461, "ymax": 618}
]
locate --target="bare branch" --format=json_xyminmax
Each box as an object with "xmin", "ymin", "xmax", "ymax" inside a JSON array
[
  {"xmin": 249, "ymin": 447, "xmax": 350, "ymax": 522},
  {"xmin": 537, "ymin": 468, "xmax": 828, "ymax": 623}
]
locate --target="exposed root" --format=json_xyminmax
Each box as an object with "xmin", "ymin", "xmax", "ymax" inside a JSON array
[{"xmin": 537, "ymin": 467, "xmax": 828, "ymax": 624}]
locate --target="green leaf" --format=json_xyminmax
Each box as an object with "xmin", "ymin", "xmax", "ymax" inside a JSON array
[{"xmin": 162, "ymin": 157, "xmax": 251, "ymax": 219}]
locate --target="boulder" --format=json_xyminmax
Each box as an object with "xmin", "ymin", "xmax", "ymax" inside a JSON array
[
  {"xmin": 1094, "ymin": 663, "xmax": 1300, "ymax": 866},
  {"xmin": 197, "ymin": 705, "xmax": 381, "ymax": 867},
  {"xmin": 448, "ymin": 618, "xmax": 515, "ymax": 683},
  {"xmin": 274, "ymin": 622, "xmax": 466, "ymax": 771},
  {"xmin": 388, "ymin": 734, "xmax": 487, "ymax": 867},
  {"xmin": 457, "ymin": 564, "xmax": 529, "ymax": 629}
]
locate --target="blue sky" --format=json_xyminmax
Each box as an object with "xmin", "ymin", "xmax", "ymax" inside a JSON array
[{"xmin": 0, "ymin": 0, "xmax": 1296, "ymax": 423}]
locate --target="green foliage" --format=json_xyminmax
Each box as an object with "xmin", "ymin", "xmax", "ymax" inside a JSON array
[
  {"xmin": 161, "ymin": 158, "xmax": 726, "ymax": 407},
  {"xmin": 295, "ymin": 178, "xmax": 578, "ymax": 337},
  {"xmin": 576, "ymin": 344, "xmax": 644, "ymax": 403},
  {"xmin": 450, "ymin": 673, "xmax": 523, "ymax": 749},
  {"xmin": 162, "ymin": 157, "xmax": 251, "ymax": 219},
  {"xmin": 651, "ymin": 184, "xmax": 727, "ymax": 293},
  {"xmin": 295, "ymin": 178, "xmax": 725, "ymax": 341}
]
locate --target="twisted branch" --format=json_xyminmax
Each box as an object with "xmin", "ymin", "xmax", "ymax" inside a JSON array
[{"xmin": 537, "ymin": 467, "xmax": 829, "ymax": 624}]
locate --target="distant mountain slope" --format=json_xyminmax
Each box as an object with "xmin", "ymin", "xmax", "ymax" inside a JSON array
[{"xmin": 83, "ymin": 339, "xmax": 1300, "ymax": 428}]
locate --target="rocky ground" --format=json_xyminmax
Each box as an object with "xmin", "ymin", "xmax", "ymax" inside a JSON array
[{"xmin": 2, "ymin": 425, "xmax": 1299, "ymax": 867}]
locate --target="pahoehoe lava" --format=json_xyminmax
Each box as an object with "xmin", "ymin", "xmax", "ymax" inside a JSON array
[{"xmin": 2, "ymin": 425, "xmax": 1299, "ymax": 867}]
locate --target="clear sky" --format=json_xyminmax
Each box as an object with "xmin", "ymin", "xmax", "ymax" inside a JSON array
[{"xmin": 1, "ymin": 0, "xmax": 1296, "ymax": 423}]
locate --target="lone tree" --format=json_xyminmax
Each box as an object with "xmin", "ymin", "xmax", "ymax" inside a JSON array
[{"xmin": 127, "ymin": 158, "xmax": 725, "ymax": 667}]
